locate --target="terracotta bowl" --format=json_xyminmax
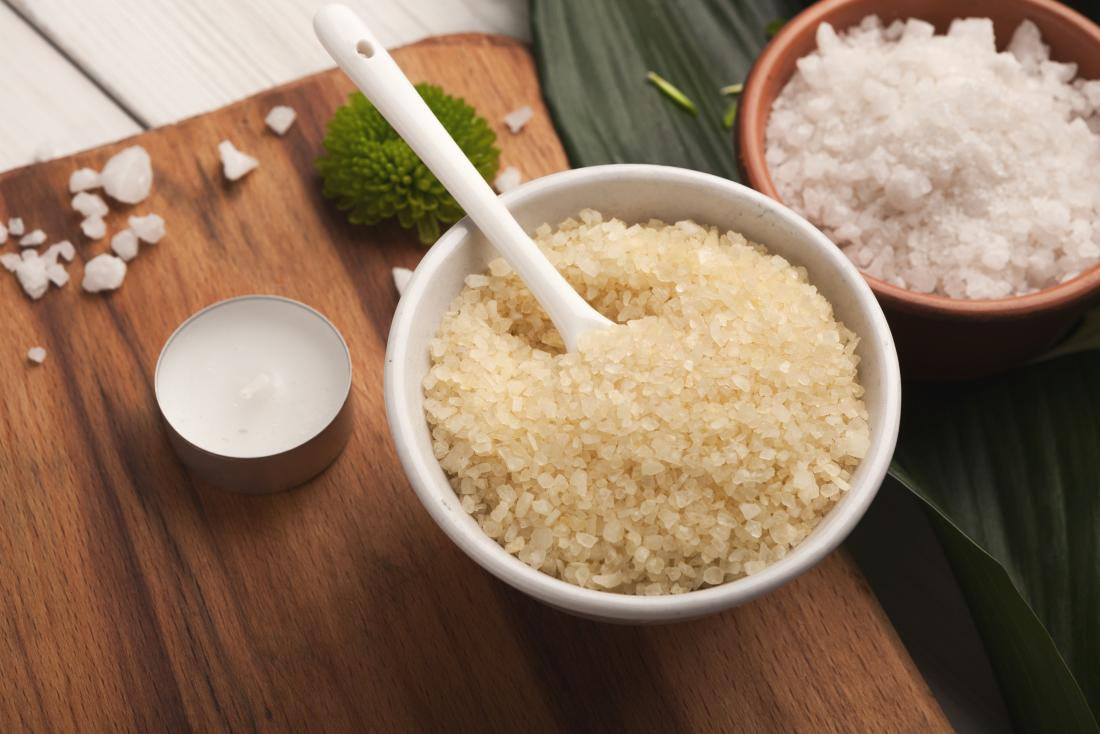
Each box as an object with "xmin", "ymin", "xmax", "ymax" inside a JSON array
[{"xmin": 737, "ymin": 0, "xmax": 1100, "ymax": 380}]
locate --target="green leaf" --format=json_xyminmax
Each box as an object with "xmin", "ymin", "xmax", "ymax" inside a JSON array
[
  {"xmin": 893, "ymin": 360, "xmax": 1100, "ymax": 731},
  {"xmin": 532, "ymin": 0, "xmax": 804, "ymax": 180},
  {"xmin": 532, "ymin": 1, "xmax": 1100, "ymax": 729}
]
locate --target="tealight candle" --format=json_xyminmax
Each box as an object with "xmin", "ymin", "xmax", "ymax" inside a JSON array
[{"xmin": 155, "ymin": 295, "xmax": 353, "ymax": 493}]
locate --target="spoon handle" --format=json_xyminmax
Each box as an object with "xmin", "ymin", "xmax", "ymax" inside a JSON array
[{"xmin": 314, "ymin": 4, "xmax": 611, "ymax": 350}]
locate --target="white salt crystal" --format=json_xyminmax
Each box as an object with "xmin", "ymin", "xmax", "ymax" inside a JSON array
[
  {"xmin": 265, "ymin": 105, "xmax": 297, "ymax": 135},
  {"xmin": 0, "ymin": 253, "xmax": 20, "ymax": 272},
  {"xmin": 502, "ymin": 105, "xmax": 534, "ymax": 133},
  {"xmin": 82, "ymin": 254, "xmax": 127, "ymax": 292},
  {"xmin": 44, "ymin": 240, "xmax": 75, "ymax": 263},
  {"xmin": 46, "ymin": 263, "xmax": 69, "ymax": 287},
  {"xmin": 81, "ymin": 217, "xmax": 106, "ymax": 240},
  {"xmin": 68, "ymin": 167, "xmax": 101, "ymax": 193},
  {"xmin": 8, "ymin": 217, "xmax": 24, "ymax": 236},
  {"xmin": 392, "ymin": 266, "xmax": 413, "ymax": 295},
  {"xmin": 766, "ymin": 16, "xmax": 1100, "ymax": 298},
  {"xmin": 19, "ymin": 229, "xmax": 46, "ymax": 247},
  {"xmin": 494, "ymin": 166, "xmax": 522, "ymax": 193},
  {"xmin": 26, "ymin": 347, "xmax": 46, "ymax": 364},
  {"xmin": 128, "ymin": 213, "xmax": 165, "ymax": 243},
  {"xmin": 111, "ymin": 229, "xmax": 139, "ymax": 261},
  {"xmin": 72, "ymin": 191, "xmax": 109, "ymax": 219},
  {"xmin": 100, "ymin": 145, "xmax": 153, "ymax": 204},
  {"xmin": 15, "ymin": 255, "xmax": 49, "ymax": 299},
  {"xmin": 218, "ymin": 140, "xmax": 259, "ymax": 181},
  {"xmin": 21, "ymin": 249, "xmax": 36, "ymax": 261},
  {"xmin": 0, "ymin": 221, "xmax": 7, "ymax": 244}
]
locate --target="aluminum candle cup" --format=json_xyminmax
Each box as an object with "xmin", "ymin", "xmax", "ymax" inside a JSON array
[{"xmin": 155, "ymin": 295, "xmax": 353, "ymax": 494}]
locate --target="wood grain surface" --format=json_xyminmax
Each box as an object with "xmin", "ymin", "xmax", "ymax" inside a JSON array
[{"xmin": 0, "ymin": 35, "xmax": 949, "ymax": 732}]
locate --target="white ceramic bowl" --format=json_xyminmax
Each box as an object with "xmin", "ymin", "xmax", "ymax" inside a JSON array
[{"xmin": 384, "ymin": 164, "xmax": 901, "ymax": 623}]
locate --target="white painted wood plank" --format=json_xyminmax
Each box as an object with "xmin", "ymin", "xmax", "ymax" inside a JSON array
[
  {"xmin": 0, "ymin": 2, "xmax": 141, "ymax": 173},
  {"xmin": 11, "ymin": 0, "xmax": 529, "ymax": 129}
]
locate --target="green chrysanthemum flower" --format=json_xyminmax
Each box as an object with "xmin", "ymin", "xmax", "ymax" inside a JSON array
[{"xmin": 316, "ymin": 85, "xmax": 500, "ymax": 244}]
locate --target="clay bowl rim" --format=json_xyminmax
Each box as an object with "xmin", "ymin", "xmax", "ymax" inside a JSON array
[{"xmin": 737, "ymin": 0, "xmax": 1100, "ymax": 320}]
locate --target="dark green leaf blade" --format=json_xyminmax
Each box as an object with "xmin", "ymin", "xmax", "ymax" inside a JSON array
[
  {"xmin": 893, "ymin": 357, "xmax": 1100, "ymax": 731},
  {"xmin": 531, "ymin": 0, "xmax": 802, "ymax": 179}
]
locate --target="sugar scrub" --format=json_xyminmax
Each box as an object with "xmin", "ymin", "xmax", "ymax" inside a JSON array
[
  {"xmin": 423, "ymin": 211, "xmax": 868, "ymax": 595},
  {"xmin": 766, "ymin": 16, "xmax": 1100, "ymax": 299}
]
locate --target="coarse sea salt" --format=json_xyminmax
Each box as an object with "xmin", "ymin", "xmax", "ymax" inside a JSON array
[
  {"xmin": 15, "ymin": 254, "xmax": 49, "ymax": 299},
  {"xmin": 111, "ymin": 229, "xmax": 139, "ymax": 261},
  {"xmin": 81, "ymin": 217, "xmax": 106, "ymax": 240},
  {"xmin": 265, "ymin": 105, "xmax": 297, "ymax": 135},
  {"xmin": 426, "ymin": 210, "xmax": 868, "ymax": 595},
  {"xmin": 766, "ymin": 16, "xmax": 1100, "ymax": 299},
  {"xmin": 8, "ymin": 218, "xmax": 24, "ymax": 236},
  {"xmin": 392, "ymin": 266, "xmax": 413, "ymax": 295},
  {"xmin": 47, "ymin": 263, "xmax": 69, "ymax": 287},
  {"xmin": 494, "ymin": 166, "xmax": 522, "ymax": 193},
  {"xmin": 503, "ymin": 105, "xmax": 534, "ymax": 134},
  {"xmin": 44, "ymin": 240, "xmax": 75, "ymax": 264},
  {"xmin": 218, "ymin": 140, "xmax": 258, "ymax": 181},
  {"xmin": 82, "ymin": 254, "xmax": 127, "ymax": 293},
  {"xmin": 19, "ymin": 229, "xmax": 46, "ymax": 247},
  {"xmin": 101, "ymin": 145, "xmax": 153, "ymax": 204},
  {"xmin": 0, "ymin": 253, "xmax": 20, "ymax": 272},
  {"xmin": 69, "ymin": 167, "xmax": 101, "ymax": 193},
  {"xmin": 128, "ymin": 214, "xmax": 165, "ymax": 243},
  {"xmin": 72, "ymin": 191, "xmax": 109, "ymax": 219},
  {"xmin": 26, "ymin": 346, "xmax": 46, "ymax": 364},
  {"xmin": 0, "ymin": 221, "xmax": 7, "ymax": 244}
]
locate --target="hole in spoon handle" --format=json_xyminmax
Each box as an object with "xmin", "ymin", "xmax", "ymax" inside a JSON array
[{"xmin": 356, "ymin": 39, "xmax": 375, "ymax": 58}]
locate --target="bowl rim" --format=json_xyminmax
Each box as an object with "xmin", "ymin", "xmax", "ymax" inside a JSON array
[
  {"xmin": 384, "ymin": 164, "xmax": 901, "ymax": 621},
  {"xmin": 737, "ymin": 0, "xmax": 1100, "ymax": 319}
]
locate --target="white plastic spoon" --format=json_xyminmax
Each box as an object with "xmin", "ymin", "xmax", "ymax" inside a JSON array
[{"xmin": 314, "ymin": 4, "xmax": 614, "ymax": 351}]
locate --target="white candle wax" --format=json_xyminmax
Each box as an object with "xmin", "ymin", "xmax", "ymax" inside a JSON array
[{"xmin": 156, "ymin": 296, "xmax": 351, "ymax": 458}]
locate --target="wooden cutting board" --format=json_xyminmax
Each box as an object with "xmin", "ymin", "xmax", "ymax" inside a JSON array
[{"xmin": 0, "ymin": 35, "xmax": 948, "ymax": 732}]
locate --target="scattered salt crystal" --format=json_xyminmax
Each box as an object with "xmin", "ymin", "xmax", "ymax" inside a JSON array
[
  {"xmin": 101, "ymin": 145, "xmax": 153, "ymax": 204},
  {"xmin": 15, "ymin": 255, "xmax": 49, "ymax": 299},
  {"xmin": 19, "ymin": 229, "xmax": 46, "ymax": 247},
  {"xmin": 110, "ymin": 229, "xmax": 139, "ymax": 261},
  {"xmin": 44, "ymin": 240, "xmax": 75, "ymax": 263},
  {"xmin": 0, "ymin": 221, "xmax": 6, "ymax": 244},
  {"xmin": 0, "ymin": 253, "xmax": 20, "ymax": 271},
  {"xmin": 392, "ymin": 266, "xmax": 413, "ymax": 295},
  {"xmin": 128, "ymin": 213, "xmax": 165, "ymax": 243},
  {"xmin": 21, "ymin": 250, "xmax": 36, "ymax": 261},
  {"xmin": 72, "ymin": 191, "xmax": 109, "ymax": 219},
  {"xmin": 8, "ymin": 218, "xmax": 24, "ymax": 236},
  {"xmin": 80, "ymin": 217, "xmax": 106, "ymax": 240},
  {"xmin": 218, "ymin": 140, "xmax": 259, "ymax": 181},
  {"xmin": 502, "ymin": 105, "xmax": 533, "ymax": 133},
  {"xmin": 26, "ymin": 347, "xmax": 46, "ymax": 364},
  {"xmin": 69, "ymin": 167, "xmax": 101, "ymax": 193},
  {"xmin": 494, "ymin": 166, "xmax": 522, "ymax": 193},
  {"xmin": 46, "ymin": 263, "xmax": 69, "ymax": 287},
  {"xmin": 81, "ymin": 254, "xmax": 127, "ymax": 292},
  {"xmin": 265, "ymin": 105, "xmax": 297, "ymax": 135}
]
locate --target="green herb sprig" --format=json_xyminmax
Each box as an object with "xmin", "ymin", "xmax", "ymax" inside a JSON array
[
  {"xmin": 646, "ymin": 71, "xmax": 698, "ymax": 115},
  {"xmin": 316, "ymin": 85, "xmax": 500, "ymax": 245}
]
